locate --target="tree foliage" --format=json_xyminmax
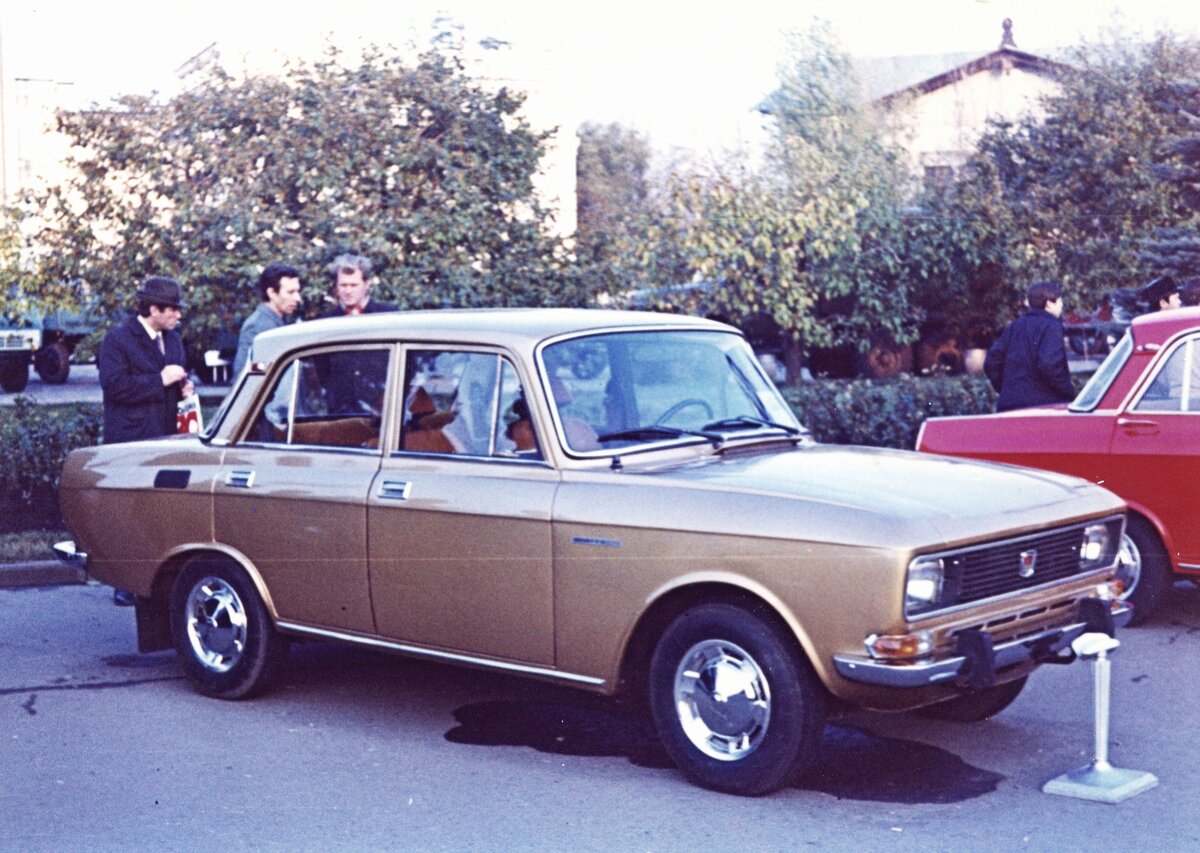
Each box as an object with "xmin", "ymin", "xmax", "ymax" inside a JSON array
[
  {"xmin": 963, "ymin": 33, "xmax": 1200, "ymax": 310},
  {"xmin": 628, "ymin": 26, "xmax": 918, "ymax": 376},
  {"xmin": 26, "ymin": 47, "xmax": 588, "ymax": 353}
]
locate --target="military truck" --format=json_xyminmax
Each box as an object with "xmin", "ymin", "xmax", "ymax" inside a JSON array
[{"xmin": 0, "ymin": 307, "xmax": 96, "ymax": 392}]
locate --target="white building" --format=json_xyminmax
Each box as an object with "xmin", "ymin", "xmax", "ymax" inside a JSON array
[{"xmin": 858, "ymin": 19, "xmax": 1068, "ymax": 193}]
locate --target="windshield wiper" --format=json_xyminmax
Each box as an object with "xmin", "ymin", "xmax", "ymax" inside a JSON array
[
  {"xmin": 598, "ymin": 425, "xmax": 724, "ymax": 445},
  {"xmin": 701, "ymin": 415, "xmax": 803, "ymax": 436}
]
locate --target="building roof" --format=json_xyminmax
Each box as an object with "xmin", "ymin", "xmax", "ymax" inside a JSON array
[{"xmin": 854, "ymin": 19, "xmax": 1072, "ymax": 105}]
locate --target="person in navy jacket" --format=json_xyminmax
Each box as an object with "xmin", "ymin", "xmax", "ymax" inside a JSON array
[
  {"xmin": 984, "ymin": 281, "xmax": 1075, "ymax": 412},
  {"xmin": 98, "ymin": 276, "xmax": 194, "ymax": 445}
]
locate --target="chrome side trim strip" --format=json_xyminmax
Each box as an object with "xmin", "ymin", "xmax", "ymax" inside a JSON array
[{"xmin": 275, "ymin": 621, "xmax": 606, "ymax": 687}]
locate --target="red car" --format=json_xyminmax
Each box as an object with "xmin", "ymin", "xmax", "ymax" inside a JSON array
[{"xmin": 917, "ymin": 306, "xmax": 1200, "ymax": 623}]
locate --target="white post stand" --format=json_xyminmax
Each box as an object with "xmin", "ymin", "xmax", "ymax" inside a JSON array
[{"xmin": 1043, "ymin": 632, "xmax": 1158, "ymax": 803}]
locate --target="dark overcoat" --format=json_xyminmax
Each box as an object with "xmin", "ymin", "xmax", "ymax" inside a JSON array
[
  {"xmin": 319, "ymin": 298, "xmax": 397, "ymax": 319},
  {"xmin": 98, "ymin": 315, "xmax": 187, "ymax": 443},
  {"xmin": 984, "ymin": 308, "xmax": 1075, "ymax": 412}
]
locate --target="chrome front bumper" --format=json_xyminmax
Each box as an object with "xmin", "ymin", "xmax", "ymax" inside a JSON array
[{"xmin": 833, "ymin": 601, "xmax": 1133, "ymax": 689}]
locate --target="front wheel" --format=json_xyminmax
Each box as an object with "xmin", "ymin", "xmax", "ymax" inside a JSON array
[
  {"xmin": 649, "ymin": 602, "xmax": 825, "ymax": 796},
  {"xmin": 1115, "ymin": 516, "xmax": 1173, "ymax": 626},
  {"xmin": 0, "ymin": 359, "xmax": 29, "ymax": 393},
  {"xmin": 170, "ymin": 557, "xmax": 287, "ymax": 699}
]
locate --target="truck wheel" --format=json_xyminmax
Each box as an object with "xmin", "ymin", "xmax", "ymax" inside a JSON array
[
  {"xmin": 918, "ymin": 676, "xmax": 1027, "ymax": 722},
  {"xmin": 649, "ymin": 602, "xmax": 825, "ymax": 795},
  {"xmin": 1116, "ymin": 516, "xmax": 1173, "ymax": 626},
  {"xmin": 170, "ymin": 557, "xmax": 287, "ymax": 699},
  {"xmin": 0, "ymin": 360, "xmax": 29, "ymax": 393},
  {"xmin": 34, "ymin": 341, "xmax": 71, "ymax": 384}
]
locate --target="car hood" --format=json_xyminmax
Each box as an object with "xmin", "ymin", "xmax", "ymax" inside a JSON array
[{"xmin": 614, "ymin": 443, "xmax": 1124, "ymax": 548}]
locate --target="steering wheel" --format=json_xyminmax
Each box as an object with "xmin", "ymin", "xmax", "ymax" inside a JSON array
[{"xmin": 655, "ymin": 398, "xmax": 714, "ymax": 426}]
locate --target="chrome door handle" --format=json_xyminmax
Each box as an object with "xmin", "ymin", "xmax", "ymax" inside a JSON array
[
  {"xmin": 225, "ymin": 469, "xmax": 256, "ymax": 489},
  {"xmin": 378, "ymin": 480, "xmax": 412, "ymax": 500},
  {"xmin": 1116, "ymin": 417, "xmax": 1159, "ymax": 434}
]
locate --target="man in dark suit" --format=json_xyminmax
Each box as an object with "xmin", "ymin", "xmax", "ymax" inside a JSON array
[
  {"xmin": 318, "ymin": 254, "xmax": 394, "ymax": 413},
  {"xmin": 984, "ymin": 281, "xmax": 1075, "ymax": 412},
  {"xmin": 98, "ymin": 276, "xmax": 194, "ymax": 605},
  {"xmin": 98, "ymin": 276, "xmax": 194, "ymax": 443},
  {"xmin": 320, "ymin": 253, "xmax": 396, "ymax": 317}
]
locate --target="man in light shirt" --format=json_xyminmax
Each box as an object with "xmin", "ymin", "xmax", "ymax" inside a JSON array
[{"xmin": 232, "ymin": 263, "xmax": 303, "ymax": 377}]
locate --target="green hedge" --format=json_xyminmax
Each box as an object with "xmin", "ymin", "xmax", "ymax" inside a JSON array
[
  {"xmin": 0, "ymin": 398, "xmax": 102, "ymax": 505},
  {"xmin": 780, "ymin": 374, "xmax": 997, "ymax": 450}
]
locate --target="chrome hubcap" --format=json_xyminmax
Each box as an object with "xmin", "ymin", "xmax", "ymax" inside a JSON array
[
  {"xmin": 185, "ymin": 576, "xmax": 247, "ymax": 673},
  {"xmin": 674, "ymin": 639, "xmax": 771, "ymax": 761},
  {"xmin": 1114, "ymin": 533, "xmax": 1142, "ymax": 598}
]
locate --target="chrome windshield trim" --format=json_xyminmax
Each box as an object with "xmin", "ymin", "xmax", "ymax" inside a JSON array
[{"xmin": 274, "ymin": 622, "xmax": 606, "ymax": 687}]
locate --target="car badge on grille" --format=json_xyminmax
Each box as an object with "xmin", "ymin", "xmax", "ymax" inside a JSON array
[{"xmin": 1019, "ymin": 549, "xmax": 1038, "ymax": 578}]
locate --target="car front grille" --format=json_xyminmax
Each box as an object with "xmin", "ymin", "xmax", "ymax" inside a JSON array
[{"xmin": 951, "ymin": 525, "xmax": 1086, "ymax": 605}]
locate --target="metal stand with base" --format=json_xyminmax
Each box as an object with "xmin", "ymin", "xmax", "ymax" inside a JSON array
[{"xmin": 1043, "ymin": 632, "xmax": 1158, "ymax": 803}]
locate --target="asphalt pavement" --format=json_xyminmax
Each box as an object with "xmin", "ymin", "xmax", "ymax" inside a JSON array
[{"xmin": 2, "ymin": 579, "xmax": 1198, "ymax": 850}]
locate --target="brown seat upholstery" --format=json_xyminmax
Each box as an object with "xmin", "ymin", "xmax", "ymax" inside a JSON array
[
  {"xmin": 290, "ymin": 417, "xmax": 379, "ymax": 448},
  {"xmin": 403, "ymin": 427, "xmax": 457, "ymax": 453}
]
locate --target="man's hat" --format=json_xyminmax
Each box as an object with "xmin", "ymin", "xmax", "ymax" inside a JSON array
[
  {"xmin": 135, "ymin": 276, "xmax": 184, "ymax": 308},
  {"xmin": 1140, "ymin": 275, "xmax": 1178, "ymax": 308}
]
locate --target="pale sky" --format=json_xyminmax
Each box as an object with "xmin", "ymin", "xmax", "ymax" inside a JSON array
[{"xmin": 5, "ymin": 0, "xmax": 1200, "ymax": 155}]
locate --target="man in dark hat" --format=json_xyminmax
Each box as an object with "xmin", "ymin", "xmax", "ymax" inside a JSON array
[
  {"xmin": 1141, "ymin": 276, "xmax": 1181, "ymax": 312},
  {"xmin": 98, "ymin": 276, "xmax": 194, "ymax": 445},
  {"xmin": 97, "ymin": 276, "xmax": 194, "ymax": 606}
]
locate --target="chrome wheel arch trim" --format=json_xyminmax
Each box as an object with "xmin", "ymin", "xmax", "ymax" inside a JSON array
[
  {"xmin": 637, "ymin": 571, "xmax": 819, "ymax": 672},
  {"xmin": 275, "ymin": 621, "xmax": 606, "ymax": 688},
  {"xmin": 159, "ymin": 542, "xmax": 278, "ymax": 619}
]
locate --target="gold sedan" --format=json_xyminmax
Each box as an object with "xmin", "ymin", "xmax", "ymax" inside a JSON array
[{"xmin": 57, "ymin": 309, "xmax": 1128, "ymax": 795}]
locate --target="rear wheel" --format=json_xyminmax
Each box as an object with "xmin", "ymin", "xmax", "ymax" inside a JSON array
[
  {"xmin": 34, "ymin": 341, "xmax": 71, "ymax": 384},
  {"xmin": 170, "ymin": 557, "xmax": 287, "ymax": 699},
  {"xmin": 919, "ymin": 676, "xmax": 1027, "ymax": 722},
  {"xmin": 1116, "ymin": 516, "xmax": 1173, "ymax": 626},
  {"xmin": 649, "ymin": 602, "xmax": 825, "ymax": 795}
]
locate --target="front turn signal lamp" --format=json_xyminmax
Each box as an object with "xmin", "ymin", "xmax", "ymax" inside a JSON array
[{"xmin": 866, "ymin": 630, "xmax": 934, "ymax": 661}]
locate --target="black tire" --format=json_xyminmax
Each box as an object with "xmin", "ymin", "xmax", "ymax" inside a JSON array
[
  {"xmin": 0, "ymin": 360, "xmax": 29, "ymax": 393},
  {"xmin": 1116, "ymin": 515, "xmax": 1173, "ymax": 626},
  {"xmin": 648, "ymin": 602, "xmax": 825, "ymax": 796},
  {"xmin": 918, "ymin": 676, "xmax": 1027, "ymax": 722},
  {"xmin": 169, "ymin": 557, "xmax": 287, "ymax": 699},
  {"xmin": 34, "ymin": 341, "xmax": 71, "ymax": 384}
]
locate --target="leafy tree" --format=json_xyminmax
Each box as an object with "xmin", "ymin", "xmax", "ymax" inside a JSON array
[
  {"xmin": 631, "ymin": 26, "xmax": 918, "ymax": 380},
  {"xmin": 1141, "ymin": 69, "xmax": 1200, "ymax": 279},
  {"xmin": 25, "ymin": 47, "xmax": 589, "ymax": 357},
  {"xmin": 575, "ymin": 121, "xmax": 651, "ymax": 294},
  {"xmin": 901, "ymin": 155, "xmax": 1027, "ymax": 348},
  {"xmin": 0, "ymin": 208, "xmax": 22, "ymax": 313},
  {"xmin": 965, "ymin": 33, "xmax": 1200, "ymax": 312}
]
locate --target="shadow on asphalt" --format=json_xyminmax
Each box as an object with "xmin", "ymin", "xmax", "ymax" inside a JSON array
[{"xmin": 444, "ymin": 697, "xmax": 1002, "ymax": 803}]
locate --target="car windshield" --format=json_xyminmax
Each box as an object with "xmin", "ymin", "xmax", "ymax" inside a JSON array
[
  {"xmin": 1069, "ymin": 331, "xmax": 1133, "ymax": 412},
  {"xmin": 541, "ymin": 329, "xmax": 801, "ymax": 454}
]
